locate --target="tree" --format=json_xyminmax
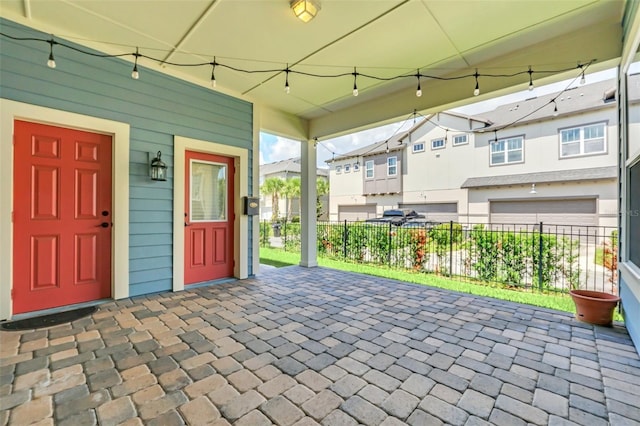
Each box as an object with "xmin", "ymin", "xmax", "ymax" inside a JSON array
[
  {"xmin": 316, "ymin": 178, "xmax": 329, "ymax": 219},
  {"xmin": 261, "ymin": 177, "xmax": 286, "ymax": 221},
  {"xmin": 284, "ymin": 177, "xmax": 301, "ymax": 220}
]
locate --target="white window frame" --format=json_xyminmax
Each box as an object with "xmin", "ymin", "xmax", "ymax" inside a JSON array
[
  {"xmin": 412, "ymin": 142, "xmax": 425, "ymax": 153},
  {"xmin": 387, "ymin": 156, "xmax": 397, "ymax": 176},
  {"xmin": 365, "ymin": 160, "xmax": 374, "ymax": 179},
  {"xmin": 335, "ymin": 165, "xmax": 342, "ymax": 174},
  {"xmin": 490, "ymin": 136, "xmax": 524, "ymax": 166},
  {"xmin": 344, "ymin": 164, "xmax": 351, "ymax": 173},
  {"xmin": 431, "ymin": 138, "xmax": 445, "ymax": 150},
  {"xmin": 353, "ymin": 162, "xmax": 360, "ymax": 172},
  {"xmin": 559, "ymin": 122, "xmax": 607, "ymax": 158},
  {"xmin": 453, "ymin": 134, "xmax": 468, "ymax": 146}
]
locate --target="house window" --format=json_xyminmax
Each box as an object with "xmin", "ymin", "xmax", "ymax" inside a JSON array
[
  {"xmin": 365, "ymin": 160, "xmax": 374, "ymax": 179},
  {"xmin": 344, "ymin": 164, "xmax": 351, "ymax": 173},
  {"xmin": 560, "ymin": 123, "xmax": 606, "ymax": 157},
  {"xmin": 431, "ymin": 138, "xmax": 445, "ymax": 150},
  {"xmin": 453, "ymin": 134, "xmax": 468, "ymax": 145},
  {"xmin": 491, "ymin": 136, "xmax": 523, "ymax": 165},
  {"xmin": 336, "ymin": 165, "xmax": 342, "ymax": 174},
  {"xmin": 412, "ymin": 142, "xmax": 425, "ymax": 153},
  {"xmin": 387, "ymin": 156, "xmax": 397, "ymax": 176},
  {"xmin": 353, "ymin": 162, "xmax": 360, "ymax": 172}
]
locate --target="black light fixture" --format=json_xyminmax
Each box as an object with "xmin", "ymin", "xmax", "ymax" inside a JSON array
[{"xmin": 150, "ymin": 151, "xmax": 167, "ymax": 181}]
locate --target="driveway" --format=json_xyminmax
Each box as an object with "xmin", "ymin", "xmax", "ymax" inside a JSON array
[{"xmin": 1, "ymin": 266, "xmax": 639, "ymax": 425}]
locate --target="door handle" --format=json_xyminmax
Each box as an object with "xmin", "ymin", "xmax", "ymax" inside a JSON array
[
  {"xmin": 185, "ymin": 222, "xmax": 191, "ymax": 227},
  {"xmin": 99, "ymin": 222, "xmax": 110, "ymax": 228}
]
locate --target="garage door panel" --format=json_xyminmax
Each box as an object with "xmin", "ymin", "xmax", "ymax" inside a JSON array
[
  {"xmin": 338, "ymin": 204, "xmax": 377, "ymax": 221},
  {"xmin": 490, "ymin": 199, "xmax": 597, "ymax": 227}
]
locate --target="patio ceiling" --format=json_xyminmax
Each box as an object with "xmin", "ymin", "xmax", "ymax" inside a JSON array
[{"xmin": 0, "ymin": 0, "xmax": 629, "ymax": 139}]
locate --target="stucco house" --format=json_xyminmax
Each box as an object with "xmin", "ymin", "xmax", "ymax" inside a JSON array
[
  {"xmin": 328, "ymin": 77, "xmax": 629, "ymax": 230},
  {"xmin": 259, "ymin": 157, "xmax": 329, "ymax": 221}
]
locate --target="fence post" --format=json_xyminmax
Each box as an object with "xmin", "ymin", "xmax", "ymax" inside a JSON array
[
  {"xmin": 283, "ymin": 219, "xmax": 287, "ymax": 251},
  {"xmin": 538, "ymin": 221, "xmax": 543, "ymax": 291},
  {"xmin": 343, "ymin": 220, "xmax": 348, "ymax": 259},
  {"xmin": 449, "ymin": 220, "xmax": 454, "ymax": 277},
  {"xmin": 388, "ymin": 222, "xmax": 392, "ymax": 267},
  {"xmin": 263, "ymin": 220, "xmax": 267, "ymax": 246}
]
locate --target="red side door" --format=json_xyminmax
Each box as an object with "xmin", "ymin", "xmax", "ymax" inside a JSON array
[
  {"xmin": 13, "ymin": 121, "xmax": 112, "ymax": 314},
  {"xmin": 184, "ymin": 151, "xmax": 234, "ymax": 284}
]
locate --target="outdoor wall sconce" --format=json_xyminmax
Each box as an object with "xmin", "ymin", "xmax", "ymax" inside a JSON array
[
  {"xmin": 290, "ymin": 0, "xmax": 321, "ymax": 22},
  {"xmin": 150, "ymin": 151, "xmax": 167, "ymax": 181}
]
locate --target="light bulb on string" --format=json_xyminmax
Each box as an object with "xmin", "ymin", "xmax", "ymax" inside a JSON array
[
  {"xmin": 285, "ymin": 65, "xmax": 290, "ymax": 94},
  {"xmin": 580, "ymin": 71, "xmax": 586, "ymax": 85},
  {"xmin": 415, "ymin": 70, "xmax": 422, "ymax": 97},
  {"xmin": 385, "ymin": 141, "xmax": 389, "ymax": 154},
  {"xmin": 528, "ymin": 66, "xmax": 534, "ymax": 91},
  {"xmin": 553, "ymin": 100, "xmax": 559, "ymax": 117},
  {"xmin": 473, "ymin": 70, "xmax": 480, "ymax": 96},
  {"xmin": 131, "ymin": 47, "xmax": 140, "ymax": 80},
  {"xmin": 210, "ymin": 58, "xmax": 217, "ymax": 88},
  {"xmin": 47, "ymin": 38, "xmax": 56, "ymax": 69},
  {"xmin": 352, "ymin": 67, "xmax": 358, "ymax": 97}
]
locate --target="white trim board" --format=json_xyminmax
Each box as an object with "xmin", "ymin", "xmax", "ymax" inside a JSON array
[
  {"xmin": 0, "ymin": 98, "xmax": 130, "ymax": 320},
  {"xmin": 173, "ymin": 135, "xmax": 249, "ymax": 292}
]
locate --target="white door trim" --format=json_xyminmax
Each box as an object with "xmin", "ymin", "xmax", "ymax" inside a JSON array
[
  {"xmin": 173, "ymin": 136, "xmax": 249, "ymax": 292},
  {"xmin": 0, "ymin": 99, "xmax": 130, "ymax": 320}
]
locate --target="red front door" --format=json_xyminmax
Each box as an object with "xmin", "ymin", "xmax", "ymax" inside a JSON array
[
  {"xmin": 13, "ymin": 121, "xmax": 112, "ymax": 314},
  {"xmin": 185, "ymin": 151, "xmax": 234, "ymax": 284}
]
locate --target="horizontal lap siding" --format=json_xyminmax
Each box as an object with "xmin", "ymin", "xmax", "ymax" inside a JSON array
[{"xmin": 1, "ymin": 19, "xmax": 254, "ymax": 296}]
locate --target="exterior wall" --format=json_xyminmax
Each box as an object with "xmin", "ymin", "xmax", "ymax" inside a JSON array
[
  {"xmin": 0, "ymin": 19, "xmax": 254, "ymax": 315},
  {"xmin": 363, "ymin": 152, "xmax": 402, "ymax": 195},
  {"xmin": 328, "ymin": 157, "xmax": 365, "ymax": 220}
]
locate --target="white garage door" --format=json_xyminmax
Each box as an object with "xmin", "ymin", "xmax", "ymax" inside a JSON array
[
  {"xmin": 338, "ymin": 204, "xmax": 377, "ymax": 221},
  {"xmin": 490, "ymin": 199, "xmax": 597, "ymax": 227},
  {"xmin": 400, "ymin": 203, "xmax": 458, "ymax": 223}
]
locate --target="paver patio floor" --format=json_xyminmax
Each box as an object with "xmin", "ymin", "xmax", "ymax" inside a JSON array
[{"xmin": 1, "ymin": 266, "xmax": 639, "ymax": 425}]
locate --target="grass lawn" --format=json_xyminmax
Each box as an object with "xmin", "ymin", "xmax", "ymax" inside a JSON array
[{"xmin": 260, "ymin": 247, "xmax": 624, "ymax": 323}]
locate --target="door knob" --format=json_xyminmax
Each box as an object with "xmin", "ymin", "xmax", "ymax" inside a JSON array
[{"xmin": 99, "ymin": 222, "xmax": 109, "ymax": 228}]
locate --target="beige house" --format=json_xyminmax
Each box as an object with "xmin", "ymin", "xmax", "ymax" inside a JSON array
[
  {"xmin": 328, "ymin": 77, "xmax": 630, "ymax": 228},
  {"xmin": 260, "ymin": 158, "xmax": 329, "ymax": 221}
]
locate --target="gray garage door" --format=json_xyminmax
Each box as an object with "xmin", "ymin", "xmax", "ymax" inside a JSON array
[
  {"xmin": 490, "ymin": 199, "xmax": 597, "ymax": 227},
  {"xmin": 400, "ymin": 203, "xmax": 458, "ymax": 223},
  {"xmin": 338, "ymin": 204, "xmax": 377, "ymax": 221}
]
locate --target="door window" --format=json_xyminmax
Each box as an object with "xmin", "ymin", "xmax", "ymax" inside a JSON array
[{"xmin": 191, "ymin": 161, "xmax": 227, "ymax": 221}]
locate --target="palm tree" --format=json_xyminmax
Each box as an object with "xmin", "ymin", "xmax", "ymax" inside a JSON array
[
  {"xmin": 284, "ymin": 177, "xmax": 301, "ymax": 220},
  {"xmin": 316, "ymin": 177, "xmax": 330, "ymax": 219},
  {"xmin": 261, "ymin": 177, "xmax": 286, "ymax": 221}
]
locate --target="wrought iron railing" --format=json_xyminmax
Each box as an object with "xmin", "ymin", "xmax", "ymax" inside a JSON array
[{"xmin": 261, "ymin": 219, "xmax": 618, "ymax": 295}]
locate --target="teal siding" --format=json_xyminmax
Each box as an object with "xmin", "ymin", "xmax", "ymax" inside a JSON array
[{"xmin": 1, "ymin": 19, "xmax": 254, "ymax": 296}]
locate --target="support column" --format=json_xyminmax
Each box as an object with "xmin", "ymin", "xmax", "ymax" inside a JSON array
[{"xmin": 300, "ymin": 139, "xmax": 318, "ymax": 267}]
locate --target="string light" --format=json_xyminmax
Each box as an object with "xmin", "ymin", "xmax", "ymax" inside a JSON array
[
  {"xmin": 0, "ymin": 32, "xmax": 595, "ymax": 101},
  {"xmin": 385, "ymin": 141, "xmax": 389, "ymax": 154},
  {"xmin": 131, "ymin": 47, "xmax": 140, "ymax": 80},
  {"xmin": 352, "ymin": 67, "xmax": 358, "ymax": 97},
  {"xmin": 553, "ymin": 100, "xmax": 559, "ymax": 116},
  {"xmin": 284, "ymin": 64, "xmax": 291, "ymax": 94},
  {"xmin": 210, "ymin": 57, "xmax": 217, "ymax": 88},
  {"xmin": 47, "ymin": 38, "xmax": 56, "ymax": 69},
  {"xmin": 579, "ymin": 64, "xmax": 586, "ymax": 85},
  {"xmin": 473, "ymin": 69, "xmax": 480, "ymax": 96}
]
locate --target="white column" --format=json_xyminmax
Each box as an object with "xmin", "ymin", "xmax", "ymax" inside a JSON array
[
  {"xmin": 252, "ymin": 105, "xmax": 261, "ymax": 275},
  {"xmin": 300, "ymin": 139, "xmax": 318, "ymax": 267}
]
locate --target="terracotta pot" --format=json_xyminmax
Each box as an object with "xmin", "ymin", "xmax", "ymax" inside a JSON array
[{"xmin": 569, "ymin": 290, "xmax": 620, "ymax": 326}]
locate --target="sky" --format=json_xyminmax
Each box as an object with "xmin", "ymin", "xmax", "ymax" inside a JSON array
[{"xmin": 259, "ymin": 67, "xmax": 619, "ymax": 169}]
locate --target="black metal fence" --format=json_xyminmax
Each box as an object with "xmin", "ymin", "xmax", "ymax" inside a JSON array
[{"xmin": 261, "ymin": 219, "xmax": 618, "ymax": 295}]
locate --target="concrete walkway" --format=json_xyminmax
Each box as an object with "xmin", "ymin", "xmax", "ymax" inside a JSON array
[{"xmin": 1, "ymin": 266, "xmax": 639, "ymax": 425}]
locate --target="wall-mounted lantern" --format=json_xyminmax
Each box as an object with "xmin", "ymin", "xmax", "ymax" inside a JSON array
[{"xmin": 150, "ymin": 151, "xmax": 167, "ymax": 181}]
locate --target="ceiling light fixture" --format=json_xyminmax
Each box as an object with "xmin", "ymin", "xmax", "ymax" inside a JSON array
[{"xmin": 290, "ymin": 0, "xmax": 321, "ymax": 23}]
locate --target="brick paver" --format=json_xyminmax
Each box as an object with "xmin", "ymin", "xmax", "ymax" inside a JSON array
[{"xmin": 1, "ymin": 266, "xmax": 639, "ymax": 425}]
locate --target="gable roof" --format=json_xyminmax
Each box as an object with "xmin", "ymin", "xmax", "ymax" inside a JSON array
[{"xmin": 260, "ymin": 157, "xmax": 328, "ymax": 177}]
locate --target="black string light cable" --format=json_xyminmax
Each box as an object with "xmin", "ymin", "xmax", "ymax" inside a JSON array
[{"xmin": 1, "ymin": 32, "xmax": 594, "ymax": 96}]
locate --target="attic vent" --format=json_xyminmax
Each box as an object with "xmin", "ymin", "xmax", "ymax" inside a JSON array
[{"xmin": 603, "ymin": 87, "xmax": 616, "ymax": 103}]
